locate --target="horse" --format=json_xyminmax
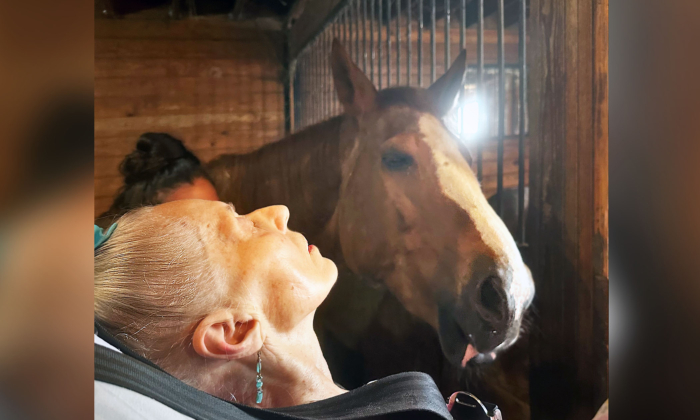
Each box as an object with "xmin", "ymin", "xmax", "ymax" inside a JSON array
[
  {"xmin": 487, "ymin": 186, "xmax": 529, "ymax": 237},
  {"xmin": 207, "ymin": 39, "xmax": 535, "ymax": 408}
]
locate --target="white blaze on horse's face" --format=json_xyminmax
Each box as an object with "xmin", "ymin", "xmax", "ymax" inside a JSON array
[{"xmin": 330, "ymin": 39, "xmax": 534, "ymax": 367}]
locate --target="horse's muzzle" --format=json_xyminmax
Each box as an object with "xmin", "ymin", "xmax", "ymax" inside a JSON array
[{"xmin": 437, "ymin": 273, "xmax": 521, "ymax": 367}]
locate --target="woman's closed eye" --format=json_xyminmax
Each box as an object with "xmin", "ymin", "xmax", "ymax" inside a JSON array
[{"xmin": 237, "ymin": 216, "xmax": 257, "ymax": 230}]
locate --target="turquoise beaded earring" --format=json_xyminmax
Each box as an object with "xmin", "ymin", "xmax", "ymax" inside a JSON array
[{"xmin": 255, "ymin": 351, "xmax": 263, "ymax": 404}]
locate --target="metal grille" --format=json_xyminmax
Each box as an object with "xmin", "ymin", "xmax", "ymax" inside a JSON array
[{"xmin": 287, "ymin": 0, "xmax": 528, "ymax": 243}]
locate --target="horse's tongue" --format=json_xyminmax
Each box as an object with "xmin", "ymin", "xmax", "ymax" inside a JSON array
[{"xmin": 461, "ymin": 344, "xmax": 479, "ymax": 367}]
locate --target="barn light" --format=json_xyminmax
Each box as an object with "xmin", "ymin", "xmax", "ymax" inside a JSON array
[{"xmin": 461, "ymin": 99, "xmax": 480, "ymax": 138}]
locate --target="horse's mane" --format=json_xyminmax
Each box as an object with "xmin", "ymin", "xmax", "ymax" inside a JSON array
[
  {"xmin": 207, "ymin": 116, "xmax": 346, "ymax": 238},
  {"xmin": 376, "ymin": 86, "xmax": 437, "ymax": 114}
]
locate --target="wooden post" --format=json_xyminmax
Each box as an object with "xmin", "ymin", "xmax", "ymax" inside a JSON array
[{"xmin": 527, "ymin": 0, "xmax": 608, "ymax": 419}]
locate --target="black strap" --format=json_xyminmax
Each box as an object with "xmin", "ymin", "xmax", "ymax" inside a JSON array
[{"xmin": 95, "ymin": 344, "xmax": 454, "ymax": 420}]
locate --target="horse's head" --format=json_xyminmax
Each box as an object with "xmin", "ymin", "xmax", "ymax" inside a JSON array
[{"xmin": 330, "ymin": 40, "xmax": 534, "ymax": 367}]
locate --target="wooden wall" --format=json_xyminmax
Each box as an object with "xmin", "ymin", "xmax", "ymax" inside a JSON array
[
  {"xmin": 94, "ymin": 17, "xmax": 285, "ymax": 217},
  {"xmin": 527, "ymin": 0, "xmax": 608, "ymax": 418}
]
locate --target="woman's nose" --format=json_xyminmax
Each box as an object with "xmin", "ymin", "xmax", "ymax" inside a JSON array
[{"xmin": 252, "ymin": 205, "xmax": 289, "ymax": 233}]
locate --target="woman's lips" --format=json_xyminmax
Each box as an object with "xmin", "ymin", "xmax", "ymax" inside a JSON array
[{"xmin": 308, "ymin": 244, "xmax": 315, "ymax": 253}]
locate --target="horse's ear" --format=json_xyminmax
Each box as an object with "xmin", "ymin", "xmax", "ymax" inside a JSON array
[
  {"xmin": 428, "ymin": 49, "xmax": 467, "ymax": 117},
  {"xmin": 331, "ymin": 38, "xmax": 377, "ymax": 116}
]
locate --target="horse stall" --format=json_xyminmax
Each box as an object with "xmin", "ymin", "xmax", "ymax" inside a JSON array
[{"xmin": 94, "ymin": 0, "xmax": 608, "ymax": 419}]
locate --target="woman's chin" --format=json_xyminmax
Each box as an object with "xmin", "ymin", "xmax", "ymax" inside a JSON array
[
  {"xmin": 325, "ymin": 259, "xmax": 339, "ymax": 287},
  {"xmin": 315, "ymin": 262, "xmax": 338, "ymax": 303}
]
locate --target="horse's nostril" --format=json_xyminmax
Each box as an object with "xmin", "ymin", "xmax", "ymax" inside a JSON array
[{"xmin": 477, "ymin": 276, "xmax": 507, "ymax": 324}]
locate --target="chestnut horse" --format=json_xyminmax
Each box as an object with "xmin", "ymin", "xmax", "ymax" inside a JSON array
[{"xmin": 208, "ymin": 39, "xmax": 534, "ymax": 398}]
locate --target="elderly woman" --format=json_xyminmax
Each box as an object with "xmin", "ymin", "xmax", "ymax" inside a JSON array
[
  {"xmin": 95, "ymin": 199, "xmax": 344, "ymax": 408},
  {"xmin": 94, "ymin": 200, "xmax": 509, "ymax": 420}
]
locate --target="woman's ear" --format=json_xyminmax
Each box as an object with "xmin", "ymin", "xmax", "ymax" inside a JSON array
[{"xmin": 192, "ymin": 310, "xmax": 263, "ymax": 361}]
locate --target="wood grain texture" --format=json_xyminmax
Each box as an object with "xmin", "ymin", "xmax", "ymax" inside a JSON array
[
  {"xmin": 94, "ymin": 18, "xmax": 285, "ymax": 217},
  {"xmin": 527, "ymin": 0, "xmax": 608, "ymax": 419}
]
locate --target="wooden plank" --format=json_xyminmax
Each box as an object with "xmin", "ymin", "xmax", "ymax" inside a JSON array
[
  {"xmin": 95, "ymin": 115, "xmax": 283, "ymax": 138},
  {"xmin": 527, "ymin": 0, "xmax": 609, "ymax": 419},
  {"xmin": 575, "ymin": 0, "xmax": 595, "ymax": 416},
  {"xmin": 95, "ymin": 38, "xmax": 279, "ymax": 60},
  {"xmin": 95, "ymin": 126, "xmax": 284, "ymax": 156},
  {"xmin": 95, "ymin": 197, "xmax": 115, "ymax": 218},
  {"xmin": 95, "ymin": 77, "xmax": 282, "ymax": 98},
  {"xmin": 95, "ymin": 96, "xmax": 283, "ymax": 119},
  {"xmin": 95, "ymin": 58, "xmax": 280, "ymax": 79},
  {"xmin": 592, "ymin": 0, "xmax": 609, "ymax": 409},
  {"xmin": 95, "ymin": 140, "xmax": 283, "ymax": 174},
  {"xmin": 95, "ymin": 18, "xmax": 274, "ymax": 41}
]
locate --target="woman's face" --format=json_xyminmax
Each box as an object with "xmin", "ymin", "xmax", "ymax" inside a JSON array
[{"xmin": 152, "ymin": 199, "xmax": 338, "ymax": 331}]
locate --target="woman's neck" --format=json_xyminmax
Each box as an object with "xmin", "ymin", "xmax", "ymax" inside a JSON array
[{"xmin": 170, "ymin": 314, "xmax": 346, "ymax": 408}]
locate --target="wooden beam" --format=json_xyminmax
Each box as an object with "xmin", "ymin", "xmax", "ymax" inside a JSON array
[{"xmin": 527, "ymin": 0, "xmax": 608, "ymax": 419}]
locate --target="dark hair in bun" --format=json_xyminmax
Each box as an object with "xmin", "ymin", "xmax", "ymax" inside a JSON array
[{"xmin": 97, "ymin": 133, "xmax": 212, "ymax": 227}]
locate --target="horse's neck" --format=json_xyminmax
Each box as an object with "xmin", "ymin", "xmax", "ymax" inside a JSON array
[{"xmin": 209, "ymin": 116, "xmax": 349, "ymax": 249}]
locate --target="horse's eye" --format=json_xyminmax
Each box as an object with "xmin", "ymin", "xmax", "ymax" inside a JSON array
[{"xmin": 381, "ymin": 149, "xmax": 415, "ymax": 172}]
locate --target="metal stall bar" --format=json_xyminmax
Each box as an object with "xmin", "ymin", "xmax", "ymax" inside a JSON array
[
  {"xmin": 386, "ymin": 0, "xmax": 391, "ymax": 86},
  {"xmin": 284, "ymin": 36, "xmax": 292, "ymax": 134},
  {"xmin": 306, "ymin": 46, "xmax": 311, "ymax": 125},
  {"xmin": 318, "ymin": 36, "xmax": 323, "ymax": 122},
  {"xmin": 349, "ymin": 1, "xmax": 354, "ymax": 62},
  {"xmin": 344, "ymin": 7, "xmax": 349, "ymax": 46},
  {"xmin": 396, "ymin": 0, "xmax": 401, "ymax": 85},
  {"xmin": 354, "ymin": 0, "xmax": 360, "ymax": 64},
  {"xmin": 298, "ymin": 53, "xmax": 303, "ymax": 128},
  {"xmin": 329, "ymin": 28, "xmax": 332, "ymax": 117},
  {"xmin": 331, "ymin": 27, "xmax": 335, "ymax": 115},
  {"xmin": 302, "ymin": 49, "xmax": 308, "ymax": 127},
  {"xmin": 377, "ymin": 0, "xmax": 384, "ymax": 90},
  {"xmin": 295, "ymin": 55, "xmax": 301, "ymax": 129},
  {"xmin": 407, "ymin": 0, "xmax": 412, "ymax": 85},
  {"xmin": 317, "ymin": 36, "xmax": 321, "ymax": 123},
  {"xmin": 476, "ymin": 0, "xmax": 484, "ymax": 181},
  {"xmin": 430, "ymin": 0, "xmax": 436, "ymax": 83},
  {"xmin": 318, "ymin": 39, "xmax": 322, "ymax": 123},
  {"xmin": 327, "ymin": 29, "xmax": 331, "ymax": 118},
  {"xmin": 495, "ymin": 0, "xmax": 505, "ymax": 216},
  {"xmin": 459, "ymin": 0, "xmax": 465, "ymax": 50},
  {"xmin": 310, "ymin": 45, "xmax": 315, "ymax": 124},
  {"xmin": 458, "ymin": 0, "xmax": 465, "ymax": 139},
  {"xmin": 320, "ymin": 33, "xmax": 324, "ymax": 122},
  {"xmin": 370, "ymin": 0, "xmax": 375, "ymax": 83},
  {"xmin": 444, "ymin": 0, "xmax": 450, "ymax": 69},
  {"xmin": 288, "ymin": 1, "xmax": 372, "ymax": 129},
  {"xmin": 316, "ymin": 40, "xmax": 321, "ymax": 123},
  {"xmin": 362, "ymin": 0, "xmax": 368, "ymax": 73},
  {"xmin": 333, "ymin": 18, "xmax": 339, "ymax": 115},
  {"xmin": 418, "ymin": 0, "xmax": 423, "ymax": 86},
  {"xmin": 326, "ymin": 29, "xmax": 330, "ymax": 117},
  {"xmin": 516, "ymin": 0, "xmax": 527, "ymax": 243}
]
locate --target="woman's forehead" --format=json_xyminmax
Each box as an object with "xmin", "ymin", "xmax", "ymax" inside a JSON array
[
  {"xmin": 147, "ymin": 200, "xmax": 255, "ymax": 248},
  {"xmin": 152, "ymin": 198, "xmax": 228, "ymax": 217}
]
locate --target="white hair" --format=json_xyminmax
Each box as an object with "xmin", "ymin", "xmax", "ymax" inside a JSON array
[{"xmin": 94, "ymin": 207, "xmax": 227, "ymax": 363}]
